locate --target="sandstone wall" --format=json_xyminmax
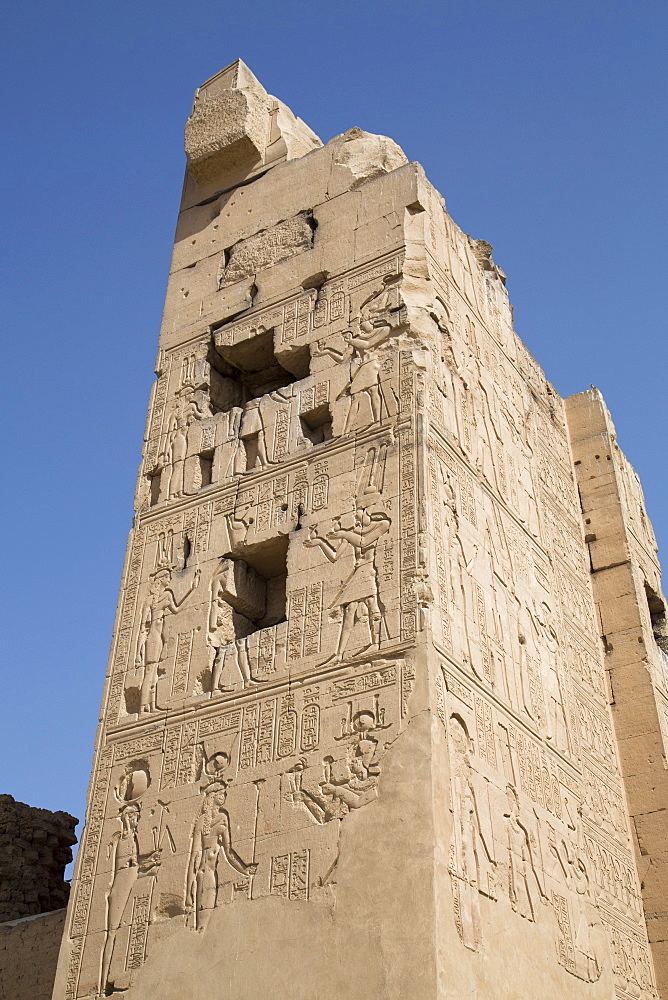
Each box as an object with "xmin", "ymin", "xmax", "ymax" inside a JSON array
[
  {"xmin": 567, "ymin": 390, "xmax": 668, "ymax": 996},
  {"xmin": 0, "ymin": 909, "xmax": 66, "ymax": 1000},
  {"xmin": 52, "ymin": 59, "xmax": 664, "ymax": 1000}
]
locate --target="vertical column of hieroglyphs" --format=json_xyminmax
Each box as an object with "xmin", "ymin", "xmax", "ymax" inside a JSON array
[
  {"xmin": 53, "ymin": 62, "xmax": 437, "ymax": 1000},
  {"xmin": 411, "ymin": 176, "xmax": 658, "ymax": 998}
]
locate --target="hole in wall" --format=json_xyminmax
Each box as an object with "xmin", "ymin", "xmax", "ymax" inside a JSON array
[{"xmin": 645, "ymin": 583, "xmax": 668, "ymax": 654}]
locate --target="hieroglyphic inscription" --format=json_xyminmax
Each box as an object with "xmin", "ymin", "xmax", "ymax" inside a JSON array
[
  {"xmin": 311, "ymin": 461, "xmax": 329, "ymax": 511},
  {"xmin": 144, "ymin": 373, "xmax": 168, "ymax": 471},
  {"xmin": 126, "ymin": 893, "xmax": 151, "ymax": 971},
  {"xmin": 401, "ymin": 662, "xmax": 416, "ymax": 718},
  {"xmin": 277, "ymin": 699, "xmax": 298, "ymax": 758},
  {"xmin": 64, "ymin": 936, "xmax": 84, "ymax": 1000},
  {"xmin": 475, "ymin": 583, "xmax": 493, "ymax": 685},
  {"xmin": 287, "ymin": 583, "xmax": 322, "ymax": 659},
  {"xmin": 552, "ymin": 890, "xmax": 576, "ymax": 973},
  {"xmin": 270, "ymin": 850, "xmax": 310, "ymax": 900},
  {"xmin": 304, "ymin": 582, "xmax": 323, "ymax": 657},
  {"xmin": 474, "ymin": 695, "xmax": 497, "ymax": 769},
  {"xmin": 399, "ymin": 419, "xmax": 418, "ymax": 641},
  {"xmin": 287, "ymin": 588, "xmax": 307, "ymax": 661},
  {"xmin": 331, "ymin": 662, "xmax": 398, "ymax": 700},
  {"xmin": 66, "ymin": 747, "xmax": 114, "ymax": 997},
  {"xmin": 257, "ymin": 699, "xmax": 277, "ymax": 765},
  {"xmin": 177, "ymin": 721, "xmax": 199, "ymax": 786},
  {"xmin": 172, "ymin": 630, "xmax": 195, "ymax": 697},
  {"xmin": 443, "ymin": 669, "xmax": 473, "ymax": 709},
  {"xmin": 300, "ymin": 703, "xmax": 320, "ymax": 752},
  {"xmin": 113, "ymin": 731, "xmax": 164, "ymax": 764}
]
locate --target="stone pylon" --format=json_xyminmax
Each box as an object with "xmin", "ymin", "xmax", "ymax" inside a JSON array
[{"xmin": 52, "ymin": 61, "xmax": 668, "ymax": 1000}]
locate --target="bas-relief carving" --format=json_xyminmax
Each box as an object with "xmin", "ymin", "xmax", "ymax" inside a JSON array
[
  {"xmin": 441, "ymin": 698, "xmax": 610, "ymax": 984},
  {"xmin": 65, "ymin": 131, "xmax": 663, "ymax": 1000},
  {"xmin": 185, "ymin": 752, "xmax": 257, "ymax": 931},
  {"xmin": 440, "ymin": 663, "xmax": 653, "ymax": 992},
  {"xmin": 68, "ymin": 657, "xmax": 407, "ymax": 996},
  {"xmin": 304, "ymin": 503, "xmax": 391, "ymax": 666},
  {"xmin": 99, "ymin": 765, "xmax": 162, "ymax": 994},
  {"xmin": 134, "ymin": 561, "xmax": 200, "ymax": 714},
  {"xmin": 447, "ymin": 714, "xmax": 496, "ymax": 951},
  {"xmin": 137, "ymin": 263, "xmax": 410, "ymax": 519},
  {"xmin": 286, "ymin": 698, "xmax": 389, "ymax": 824}
]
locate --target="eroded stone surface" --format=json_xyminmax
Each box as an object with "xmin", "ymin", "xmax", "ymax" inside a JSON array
[{"xmin": 51, "ymin": 61, "xmax": 667, "ymax": 1000}]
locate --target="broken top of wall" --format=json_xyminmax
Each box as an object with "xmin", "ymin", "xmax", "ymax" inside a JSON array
[{"xmin": 183, "ymin": 59, "xmax": 322, "ymax": 204}]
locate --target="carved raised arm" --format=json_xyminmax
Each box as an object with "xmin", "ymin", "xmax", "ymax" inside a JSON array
[{"xmin": 304, "ymin": 525, "xmax": 340, "ymax": 562}]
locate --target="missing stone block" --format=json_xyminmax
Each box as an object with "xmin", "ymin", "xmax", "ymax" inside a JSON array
[
  {"xmin": 148, "ymin": 470, "xmax": 162, "ymax": 507},
  {"xmin": 644, "ymin": 583, "xmax": 668, "ymax": 655},
  {"xmin": 300, "ymin": 401, "xmax": 333, "ymax": 446},
  {"xmin": 221, "ymin": 534, "xmax": 289, "ymax": 633},
  {"xmin": 211, "ymin": 329, "xmax": 309, "ymax": 408}
]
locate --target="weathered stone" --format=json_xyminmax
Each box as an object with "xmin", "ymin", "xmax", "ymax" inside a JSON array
[
  {"xmin": 219, "ymin": 213, "xmax": 315, "ymax": 286},
  {"xmin": 0, "ymin": 795, "xmax": 77, "ymax": 923},
  {"xmin": 50, "ymin": 62, "xmax": 668, "ymax": 1000}
]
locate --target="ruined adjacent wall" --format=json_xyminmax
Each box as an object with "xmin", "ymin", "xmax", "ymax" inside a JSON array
[
  {"xmin": 51, "ymin": 59, "xmax": 666, "ymax": 1000},
  {"xmin": 0, "ymin": 796, "xmax": 76, "ymax": 1000},
  {"xmin": 0, "ymin": 795, "xmax": 77, "ymax": 922}
]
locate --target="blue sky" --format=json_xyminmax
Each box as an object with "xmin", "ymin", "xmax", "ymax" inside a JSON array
[{"xmin": 1, "ymin": 0, "xmax": 666, "ymax": 849}]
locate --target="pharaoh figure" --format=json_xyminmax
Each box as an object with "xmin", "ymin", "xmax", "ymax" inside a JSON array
[
  {"xmin": 529, "ymin": 601, "xmax": 570, "ymax": 753},
  {"xmin": 304, "ymin": 505, "xmax": 391, "ymax": 665},
  {"xmin": 207, "ymin": 560, "xmax": 254, "ymax": 695},
  {"xmin": 185, "ymin": 757, "xmax": 257, "ymax": 932},
  {"xmin": 448, "ymin": 715, "xmax": 495, "ymax": 951},
  {"xmin": 213, "ymin": 405, "xmax": 246, "ymax": 481},
  {"xmin": 485, "ymin": 506, "xmax": 522, "ymax": 708},
  {"xmin": 339, "ymin": 274, "xmax": 402, "ymax": 434},
  {"xmin": 546, "ymin": 819, "xmax": 602, "ymax": 983},
  {"xmin": 160, "ymin": 393, "xmax": 207, "ymax": 500},
  {"xmin": 135, "ymin": 563, "xmax": 200, "ymax": 713},
  {"xmin": 470, "ymin": 355, "xmax": 503, "ymax": 494},
  {"xmin": 504, "ymin": 785, "xmax": 546, "ymax": 922},
  {"xmin": 446, "ymin": 510, "xmax": 480, "ymax": 678},
  {"xmin": 239, "ymin": 387, "xmax": 295, "ymax": 469},
  {"xmin": 99, "ymin": 779, "xmax": 160, "ymax": 993}
]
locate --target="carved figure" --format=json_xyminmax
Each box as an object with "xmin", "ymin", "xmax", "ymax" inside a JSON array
[
  {"xmin": 135, "ymin": 564, "xmax": 200, "ymax": 713},
  {"xmin": 207, "ymin": 562, "xmax": 254, "ymax": 694},
  {"xmin": 239, "ymin": 388, "xmax": 294, "ymax": 468},
  {"xmin": 185, "ymin": 759, "xmax": 257, "ymax": 931},
  {"xmin": 339, "ymin": 276, "xmax": 402, "ymax": 434},
  {"xmin": 162, "ymin": 411, "xmax": 188, "ymax": 498},
  {"xmin": 160, "ymin": 394, "xmax": 206, "ymax": 499},
  {"xmin": 471, "ymin": 357, "xmax": 503, "ymax": 493},
  {"xmin": 214, "ymin": 406, "xmax": 246, "ymax": 480},
  {"xmin": 99, "ymin": 802, "xmax": 161, "ymax": 993},
  {"xmin": 239, "ymin": 398, "xmax": 272, "ymax": 468},
  {"xmin": 546, "ymin": 821, "xmax": 602, "ymax": 982},
  {"xmin": 448, "ymin": 516, "xmax": 479, "ymax": 677},
  {"xmin": 224, "ymin": 502, "xmax": 254, "ymax": 550},
  {"xmin": 448, "ymin": 715, "xmax": 495, "ymax": 951},
  {"xmin": 504, "ymin": 785, "xmax": 547, "ymax": 921},
  {"xmin": 289, "ymin": 708, "xmax": 384, "ymax": 823},
  {"xmin": 305, "ymin": 506, "xmax": 391, "ymax": 664},
  {"xmin": 529, "ymin": 601, "xmax": 570, "ymax": 753}
]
